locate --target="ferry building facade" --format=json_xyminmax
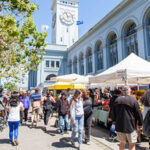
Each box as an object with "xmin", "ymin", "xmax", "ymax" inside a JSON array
[{"xmin": 28, "ymin": 0, "xmax": 150, "ymax": 89}]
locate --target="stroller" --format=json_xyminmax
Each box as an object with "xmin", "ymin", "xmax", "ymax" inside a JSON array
[{"xmin": 0, "ymin": 100, "xmax": 7, "ymax": 131}]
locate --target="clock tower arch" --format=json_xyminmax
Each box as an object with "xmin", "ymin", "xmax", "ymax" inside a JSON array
[{"xmin": 51, "ymin": 0, "xmax": 79, "ymax": 48}]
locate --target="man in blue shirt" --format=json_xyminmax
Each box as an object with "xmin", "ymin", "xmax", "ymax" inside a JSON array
[{"xmin": 30, "ymin": 88, "xmax": 42, "ymax": 128}]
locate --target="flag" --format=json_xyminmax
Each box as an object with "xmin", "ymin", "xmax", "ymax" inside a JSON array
[
  {"xmin": 76, "ymin": 21, "xmax": 83, "ymax": 25},
  {"xmin": 41, "ymin": 25, "xmax": 49, "ymax": 32}
]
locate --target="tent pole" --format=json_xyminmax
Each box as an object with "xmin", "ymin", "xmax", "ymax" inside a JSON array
[
  {"xmin": 137, "ymin": 78, "xmax": 140, "ymax": 90},
  {"xmin": 125, "ymin": 69, "xmax": 128, "ymax": 86}
]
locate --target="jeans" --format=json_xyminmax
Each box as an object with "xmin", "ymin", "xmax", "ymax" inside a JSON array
[
  {"xmin": 24, "ymin": 109, "xmax": 29, "ymax": 122},
  {"xmin": 84, "ymin": 113, "xmax": 93, "ymax": 142},
  {"xmin": 71, "ymin": 115, "xmax": 84, "ymax": 144},
  {"xmin": 59, "ymin": 114, "xmax": 68, "ymax": 133},
  {"xmin": 20, "ymin": 111, "xmax": 23, "ymax": 124},
  {"xmin": 8, "ymin": 121, "xmax": 20, "ymax": 142},
  {"xmin": 44, "ymin": 110, "xmax": 51, "ymax": 125}
]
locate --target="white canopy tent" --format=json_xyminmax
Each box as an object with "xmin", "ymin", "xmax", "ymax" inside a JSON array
[
  {"xmin": 51, "ymin": 73, "xmax": 84, "ymax": 82},
  {"xmin": 72, "ymin": 75, "xmax": 93, "ymax": 84},
  {"xmin": 89, "ymin": 53, "xmax": 150, "ymax": 85}
]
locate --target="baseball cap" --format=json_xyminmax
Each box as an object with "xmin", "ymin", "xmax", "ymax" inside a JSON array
[{"xmin": 122, "ymin": 86, "xmax": 130, "ymax": 92}]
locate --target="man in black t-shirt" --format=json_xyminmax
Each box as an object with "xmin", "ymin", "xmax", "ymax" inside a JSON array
[{"xmin": 112, "ymin": 86, "xmax": 143, "ymax": 150}]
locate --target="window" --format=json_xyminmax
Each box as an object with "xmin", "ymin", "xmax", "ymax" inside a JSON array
[
  {"xmin": 95, "ymin": 41, "xmax": 103, "ymax": 71},
  {"xmin": 86, "ymin": 48, "xmax": 93, "ymax": 73},
  {"xmin": 73, "ymin": 57, "xmax": 77, "ymax": 73},
  {"xmin": 79, "ymin": 53, "xmax": 84, "ymax": 75},
  {"xmin": 107, "ymin": 33, "xmax": 118, "ymax": 67},
  {"xmin": 51, "ymin": 61, "xmax": 55, "ymax": 68},
  {"xmin": 56, "ymin": 61, "xmax": 60, "ymax": 68},
  {"xmin": 124, "ymin": 22, "xmax": 138, "ymax": 56},
  {"xmin": 46, "ymin": 60, "xmax": 49, "ymax": 67}
]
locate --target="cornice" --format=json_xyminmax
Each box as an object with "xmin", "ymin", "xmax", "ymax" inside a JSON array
[{"xmin": 68, "ymin": 0, "xmax": 134, "ymax": 53}]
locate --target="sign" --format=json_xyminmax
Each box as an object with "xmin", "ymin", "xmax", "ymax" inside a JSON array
[{"xmin": 116, "ymin": 69, "xmax": 126, "ymax": 78}]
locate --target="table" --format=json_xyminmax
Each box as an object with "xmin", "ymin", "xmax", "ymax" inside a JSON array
[{"xmin": 93, "ymin": 109, "xmax": 109, "ymax": 127}]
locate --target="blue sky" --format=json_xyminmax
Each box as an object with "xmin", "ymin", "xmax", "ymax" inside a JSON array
[{"xmin": 31, "ymin": 0, "xmax": 122, "ymax": 44}]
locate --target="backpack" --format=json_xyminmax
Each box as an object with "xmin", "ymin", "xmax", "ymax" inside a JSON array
[
  {"xmin": 43, "ymin": 96, "xmax": 52, "ymax": 111},
  {"xmin": 9, "ymin": 97, "xmax": 18, "ymax": 107},
  {"xmin": 143, "ymin": 109, "xmax": 150, "ymax": 137}
]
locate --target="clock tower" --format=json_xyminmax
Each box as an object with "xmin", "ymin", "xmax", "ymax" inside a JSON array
[{"xmin": 51, "ymin": 0, "xmax": 79, "ymax": 48}]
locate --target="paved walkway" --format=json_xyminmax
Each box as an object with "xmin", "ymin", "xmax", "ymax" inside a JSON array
[
  {"xmin": 0, "ymin": 117, "xmax": 103, "ymax": 150},
  {"xmin": 0, "ymin": 116, "xmax": 149, "ymax": 150}
]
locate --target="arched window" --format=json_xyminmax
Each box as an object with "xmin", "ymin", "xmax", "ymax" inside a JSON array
[
  {"xmin": 68, "ymin": 60, "xmax": 72, "ymax": 74},
  {"xmin": 95, "ymin": 41, "xmax": 103, "ymax": 71},
  {"xmin": 107, "ymin": 32, "xmax": 118, "ymax": 67},
  {"xmin": 86, "ymin": 47, "xmax": 93, "ymax": 73},
  {"xmin": 45, "ymin": 74, "xmax": 56, "ymax": 81},
  {"xmin": 143, "ymin": 8, "xmax": 150, "ymax": 56},
  {"xmin": 123, "ymin": 21, "xmax": 138, "ymax": 56},
  {"xmin": 73, "ymin": 56, "xmax": 77, "ymax": 73},
  {"xmin": 79, "ymin": 52, "xmax": 84, "ymax": 75}
]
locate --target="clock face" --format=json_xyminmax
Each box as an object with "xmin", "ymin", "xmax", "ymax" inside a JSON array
[
  {"xmin": 60, "ymin": 9, "xmax": 75, "ymax": 25},
  {"xmin": 52, "ymin": 13, "xmax": 56, "ymax": 28}
]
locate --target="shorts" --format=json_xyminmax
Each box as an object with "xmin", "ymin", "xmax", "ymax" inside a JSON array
[
  {"xmin": 117, "ymin": 130, "xmax": 137, "ymax": 143},
  {"xmin": 32, "ymin": 107, "xmax": 40, "ymax": 116}
]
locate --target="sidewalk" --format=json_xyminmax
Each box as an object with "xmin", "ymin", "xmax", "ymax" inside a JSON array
[
  {"xmin": 0, "ymin": 116, "xmax": 148, "ymax": 150},
  {"xmin": 0, "ymin": 117, "xmax": 103, "ymax": 150}
]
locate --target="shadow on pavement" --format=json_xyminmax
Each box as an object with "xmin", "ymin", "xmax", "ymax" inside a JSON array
[
  {"xmin": 45, "ymin": 130, "xmax": 60, "ymax": 136},
  {"xmin": 91, "ymin": 124, "xmax": 148, "ymax": 150},
  {"xmin": 52, "ymin": 137, "xmax": 77, "ymax": 149},
  {"xmin": 0, "ymin": 139, "xmax": 9, "ymax": 144}
]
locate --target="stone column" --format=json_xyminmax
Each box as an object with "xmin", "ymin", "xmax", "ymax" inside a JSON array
[
  {"xmin": 136, "ymin": 25, "xmax": 146, "ymax": 59},
  {"xmin": 103, "ymin": 45, "xmax": 107, "ymax": 70},
  {"xmin": 84, "ymin": 56, "xmax": 87, "ymax": 75},
  {"xmin": 77, "ymin": 57, "xmax": 80, "ymax": 74},
  {"xmin": 92, "ymin": 51, "xmax": 96, "ymax": 74},
  {"xmin": 71, "ymin": 61, "xmax": 73, "ymax": 74},
  {"xmin": 117, "ymin": 37, "xmax": 123, "ymax": 62}
]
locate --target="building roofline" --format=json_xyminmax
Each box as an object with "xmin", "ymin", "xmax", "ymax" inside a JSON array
[
  {"xmin": 68, "ymin": 0, "xmax": 134, "ymax": 53},
  {"xmin": 51, "ymin": 0, "xmax": 79, "ymax": 10}
]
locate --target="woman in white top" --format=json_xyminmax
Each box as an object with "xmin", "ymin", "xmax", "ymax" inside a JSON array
[
  {"xmin": 6, "ymin": 94, "xmax": 24, "ymax": 146},
  {"xmin": 70, "ymin": 90, "xmax": 84, "ymax": 150}
]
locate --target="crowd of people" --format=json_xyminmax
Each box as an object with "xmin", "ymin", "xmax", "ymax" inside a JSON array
[{"xmin": 0, "ymin": 86, "xmax": 150, "ymax": 150}]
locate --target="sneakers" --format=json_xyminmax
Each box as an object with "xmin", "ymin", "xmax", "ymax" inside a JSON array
[
  {"xmin": 86, "ymin": 141, "xmax": 91, "ymax": 145},
  {"xmin": 78, "ymin": 144, "xmax": 81, "ymax": 150},
  {"xmin": 9, "ymin": 141, "xmax": 13, "ymax": 145},
  {"xmin": 44, "ymin": 126, "xmax": 48, "ymax": 131},
  {"xmin": 84, "ymin": 140, "xmax": 91, "ymax": 145},
  {"xmin": 60, "ymin": 132, "xmax": 64, "ymax": 135},
  {"xmin": 13, "ymin": 140, "xmax": 19, "ymax": 146},
  {"xmin": 30, "ymin": 123, "xmax": 34, "ymax": 128},
  {"xmin": 71, "ymin": 140, "xmax": 75, "ymax": 147}
]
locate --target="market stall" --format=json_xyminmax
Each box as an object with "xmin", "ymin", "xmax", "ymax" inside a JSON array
[
  {"xmin": 89, "ymin": 53, "xmax": 150, "ymax": 85},
  {"xmin": 90, "ymin": 53, "xmax": 150, "ymax": 127}
]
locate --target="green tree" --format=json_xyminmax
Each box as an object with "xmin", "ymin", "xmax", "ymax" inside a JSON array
[
  {"xmin": 4, "ymin": 82, "xmax": 18, "ymax": 92},
  {"xmin": 0, "ymin": 0, "xmax": 47, "ymax": 84}
]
